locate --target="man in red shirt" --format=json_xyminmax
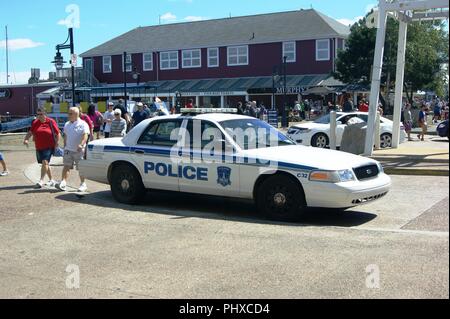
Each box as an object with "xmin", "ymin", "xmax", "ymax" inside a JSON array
[
  {"xmin": 185, "ymin": 99, "xmax": 194, "ymax": 109},
  {"xmin": 24, "ymin": 107, "xmax": 60, "ymax": 188}
]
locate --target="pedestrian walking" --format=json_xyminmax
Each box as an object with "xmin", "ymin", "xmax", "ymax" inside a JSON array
[
  {"xmin": 0, "ymin": 152, "xmax": 8, "ymax": 176},
  {"xmin": 433, "ymin": 99, "xmax": 442, "ymax": 123},
  {"xmin": 56, "ymin": 107, "xmax": 90, "ymax": 192},
  {"xmin": 23, "ymin": 107, "xmax": 60, "ymax": 188},
  {"xmin": 417, "ymin": 105, "xmax": 428, "ymax": 142},
  {"xmin": 403, "ymin": 103, "xmax": 413, "ymax": 141},
  {"xmin": 358, "ymin": 100, "xmax": 369, "ymax": 112},
  {"xmin": 110, "ymin": 109, "xmax": 127, "ymax": 138},
  {"xmin": 87, "ymin": 104, "xmax": 103, "ymax": 140},
  {"xmin": 114, "ymin": 99, "xmax": 131, "ymax": 130},
  {"xmin": 103, "ymin": 102, "xmax": 115, "ymax": 138},
  {"xmin": 78, "ymin": 106, "xmax": 94, "ymax": 142},
  {"xmin": 132, "ymin": 102, "xmax": 148, "ymax": 128}
]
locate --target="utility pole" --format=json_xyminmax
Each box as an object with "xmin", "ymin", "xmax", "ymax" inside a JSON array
[{"xmin": 5, "ymin": 26, "xmax": 9, "ymax": 84}]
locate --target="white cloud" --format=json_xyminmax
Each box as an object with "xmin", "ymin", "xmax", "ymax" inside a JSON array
[
  {"xmin": 337, "ymin": 16, "xmax": 364, "ymax": 26},
  {"xmin": 0, "ymin": 38, "xmax": 45, "ymax": 51},
  {"xmin": 184, "ymin": 16, "xmax": 207, "ymax": 22},
  {"xmin": 160, "ymin": 12, "xmax": 177, "ymax": 22}
]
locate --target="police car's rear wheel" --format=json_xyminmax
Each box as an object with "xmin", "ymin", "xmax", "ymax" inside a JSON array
[
  {"xmin": 111, "ymin": 164, "xmax": 145, "ymax": 205},
  {"xmin": 256, "ymin": 175, "xmax": 305, "ymax": 221}
]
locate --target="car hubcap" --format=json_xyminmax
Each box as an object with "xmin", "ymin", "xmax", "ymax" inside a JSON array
[
  {"xmin": 273, "ymin": 193, "xmax": 287, "ymax": 206},
  {"xmin": 381, "ymin": 135, "xmax": 392, "ymax": 148},
  {"xmin": 317, "ymin": 136, "xmax": 327, "ymax": 148},
  {"xmin": 121, "ymin": 179, "xmax": 130, "ymax": 192}
]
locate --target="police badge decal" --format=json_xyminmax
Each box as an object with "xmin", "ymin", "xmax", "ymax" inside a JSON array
[{"xmin": 217, "ymin": 167, "xmax": 232, "ymax": 187}]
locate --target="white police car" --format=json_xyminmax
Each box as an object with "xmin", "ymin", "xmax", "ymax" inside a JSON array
[{"xmin": 80, "ymin": 108, "xmax": 391, "ymax": 220}]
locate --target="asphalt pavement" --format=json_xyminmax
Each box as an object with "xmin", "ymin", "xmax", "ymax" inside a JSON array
[{"xmin": 0, "ymin": 150, "xmax": 448, "ymax": 298}]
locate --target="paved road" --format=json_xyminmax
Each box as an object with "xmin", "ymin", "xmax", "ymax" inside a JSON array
[{"xmin": 0, "ymin": 150, "xmax": 448, "ymax": 298}]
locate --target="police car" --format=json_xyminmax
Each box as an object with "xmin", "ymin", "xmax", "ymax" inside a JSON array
[{"xmin": 80, "ymin": 108, "xmax": 391, "ymax": 220}]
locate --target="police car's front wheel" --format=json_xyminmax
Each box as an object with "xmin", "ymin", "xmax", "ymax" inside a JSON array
[
  {"xmin": 111, "ymin": 164, "xmax": 145, "ymax": 205},
  {"xmin": 256, "ymin": 175, "xmax": 306, "ymax": 221}
]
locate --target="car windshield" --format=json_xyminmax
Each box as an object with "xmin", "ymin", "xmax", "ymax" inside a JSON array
[
  {"xmin": 219, "ymin": 119, "xmax": 295, "ymax": 150},
  {"xmin": 314, "ymin": 114, "xmax": 331, "ymax": 124}
]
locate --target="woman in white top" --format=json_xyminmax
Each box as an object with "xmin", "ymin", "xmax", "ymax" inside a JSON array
[{"xmin": 103, "ymin": 102, "xmax": 115, "ymax": 138}]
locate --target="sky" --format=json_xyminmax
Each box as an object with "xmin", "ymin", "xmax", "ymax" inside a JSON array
[{"xmin": 0, "ymin": 0, "xmax": 379, "ymax": 85}]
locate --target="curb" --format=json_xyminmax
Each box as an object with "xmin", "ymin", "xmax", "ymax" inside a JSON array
[{"xmin": 384, "ymin": 167, "xmax": 449, "ymax": 177}]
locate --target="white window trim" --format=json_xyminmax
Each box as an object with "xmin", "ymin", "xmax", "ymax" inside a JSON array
[
  {"xmin": 143, "ymin": 52, "xmax": 153, "ymax": 71},
  {"xmin": 160, "ymin": 51, "xmax": 179, "ymax": 70},
  {"xmin": 182, "ymin": 49, "xmax": 202, "ymax": 69},
  {"xmin": 102, "ymin": 56, "xmax": 112, "ymax": 73},
  {"xmin": 227, "ymin": 45, "xmax": 249, "ymax": 66},
  {"xmin": 316, "ymin": 39, "xmax": 330, "ymax": 61},
  {"xmin": 283, "ymin": 42, "xmax": 296, "ymax": 63},
  {"xmin": 207, "ymin": 47, "xmax": 219, "ymax": 68},
  {"xmin": 122, "ymin": 53, "xmax": 132, "ymax": 72}
]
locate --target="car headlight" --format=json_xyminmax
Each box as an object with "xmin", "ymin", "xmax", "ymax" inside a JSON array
[
  {"xmin": 337, "ymin": 169, "xmax": 356, "ymax": 182},
  {"xmin": 309, "ymin": 169, "xmax": 356, "ymax": 183}
]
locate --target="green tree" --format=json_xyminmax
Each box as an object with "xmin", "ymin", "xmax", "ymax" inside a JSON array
[{"xmin": 334, "ymin": 13, "xmax": 449, "ymax": 106}]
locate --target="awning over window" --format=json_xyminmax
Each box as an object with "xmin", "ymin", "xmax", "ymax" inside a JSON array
[{"xmin": 71, "ymin": 74, "xmax": 344, "ymax": 97}]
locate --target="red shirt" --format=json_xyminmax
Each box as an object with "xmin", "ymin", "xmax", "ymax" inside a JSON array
[
  {"xmin": 185, "ymin": 103, "xmax": 193, "ymax": 109},
  {"xmin": 80, "ymin": 114, "xmax": 94, "ymax": 131},
  {"xmin": 87, "ymin": 112, "xmax": 102, "ymax": 128},
  {"xmin": 30, "ymin": 117, "xmax": 60, "ymax": 151}
]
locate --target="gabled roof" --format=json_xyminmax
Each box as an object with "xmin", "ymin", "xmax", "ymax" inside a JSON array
[{"xmin": 81, "ymin": 9, "xmax": 350, "ymax": 57}]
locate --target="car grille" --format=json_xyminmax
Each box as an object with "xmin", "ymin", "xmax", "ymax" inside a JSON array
[
  {"xmin": 352, "ymin": 192, "xmax": 388, "ymax": 205},
  {"xmin": 353, "ymin": 164, "xmax": 379, "ymax": 181}
]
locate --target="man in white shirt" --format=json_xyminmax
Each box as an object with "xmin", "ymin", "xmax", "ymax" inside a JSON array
[{"xmin": 57, "ymin": 107, "xmax": 90, "ymax": 192}]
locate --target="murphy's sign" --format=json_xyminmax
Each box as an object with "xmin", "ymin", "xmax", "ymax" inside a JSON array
[{"xmin": 0, "ymin": 88, "xmax": 12, "ymax": 100}]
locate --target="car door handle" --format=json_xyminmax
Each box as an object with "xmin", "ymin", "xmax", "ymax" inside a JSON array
[{"xmin": 134, "ymin": 150, "xmax": 145, "ymax": 155}]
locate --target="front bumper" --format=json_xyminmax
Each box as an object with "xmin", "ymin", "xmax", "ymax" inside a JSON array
[{"xmin": 304, "ymin": 173, "xmax": 391, "ymax": 209}]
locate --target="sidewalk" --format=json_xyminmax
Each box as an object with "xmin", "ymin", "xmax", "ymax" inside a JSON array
[{"xmin": 371, "ymin": 136, "xmax": 449, "ymax": 176}]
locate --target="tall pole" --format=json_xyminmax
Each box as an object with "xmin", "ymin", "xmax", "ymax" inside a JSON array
[
  {"xmin": 282, "ymin": 56, "xmax": 287, "ymax": 128},
  {"xmin": 123, "ymin": 52, "xmax": 128, "ymax": 112},
  {"xmin": 392, "ymin": 20, "xmax": 408, "ymax": 148},
  {"xmin": 69, "ymin": 28, "xmax": 76, "ymax": 107},
  {"xmin": 364, "ymin": 3, "xmax": 388, "ymax": 156},
  {"xmin": 5, "ymin": 26, "xmax": 9, "ymax": 84}
]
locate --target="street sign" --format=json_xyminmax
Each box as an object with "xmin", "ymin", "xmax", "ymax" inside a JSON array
[{"xmin": 71, "ymin": 54, "xmax": 78, "ymax": 67}]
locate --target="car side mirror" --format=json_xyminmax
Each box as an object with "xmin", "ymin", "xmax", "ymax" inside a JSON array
[{"xmin": 337, "ymin": 121, "xmax": 343, "ymax": 125}]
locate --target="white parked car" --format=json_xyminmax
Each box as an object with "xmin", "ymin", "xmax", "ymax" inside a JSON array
[
  {"xmin": 80, "ymin": 109, "xmax": 391, "ymax": 221},
  {"xmin": 287, "ymin": 112, "xmax": 407, "ymax": 149}
]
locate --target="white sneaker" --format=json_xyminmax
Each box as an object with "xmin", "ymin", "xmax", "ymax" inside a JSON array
[
  {"xmin": 46, "ymin": 180, "xmax": 56, "ymax": 188},
  {"xmin": 56, "ymin": 180, "xmax": 67, "ymax": 191},
  {"xmin": 0, "ymin": 171, "xmax": 9, "ymax": 177},
  {"xmin": 36, "ymin": 180, "xmax": 44, "ymax": 189},
  {"xmin": 78, "ymin": 183, "xmax": 88, "ymax": 193}
]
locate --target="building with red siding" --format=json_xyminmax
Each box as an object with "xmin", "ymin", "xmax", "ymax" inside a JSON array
[{"xmin": 80, "ymin": 9, "xmax": 349, "ymax": 108}]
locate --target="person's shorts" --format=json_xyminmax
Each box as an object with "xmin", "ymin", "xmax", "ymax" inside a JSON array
[
  {"xmin": 403, "ymin": 122, "xmax": 412, "ymax": 132},
  {"xmin": 0, "ymin": 152, "xmax": 4, "ymax": 161},
  {"xmin": 93, "ymin": 127, "xmax": 101, "ymax": 133},
  {"xmin": 63, "ymin": 150, "xmax": 83, "ymax": 170},
  {"xmin": 421, "ymin": 123, "xmax": 428, "ymax": 134},
  {"xmin": 36, "ymin": 149, "xmax": 53, "ymax": 164}
]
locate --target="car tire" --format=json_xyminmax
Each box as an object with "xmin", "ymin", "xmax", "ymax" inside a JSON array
[
  {"xmin": 110, "ymin": 164, "xmax": 145, "ymax": 205},
  {"xmin": 256, "ymin": 175, "xmax": 306, "ymax": 221},
  {"xmin": 311, "ymin": 133, "xmax": 329, "ymax": 148},
  {"xmin": 380, "ymin": 133, "xmax": 392, "ymax": 149}
]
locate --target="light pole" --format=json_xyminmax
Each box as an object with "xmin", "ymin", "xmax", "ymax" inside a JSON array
[
  {"xmin": 282, "ymin": 56, "xmax": 288, "ymax": 128},
  {"xmin": 52, "ymin": 28, "xmax": 76, "ymax": 107},
  {"xmin": 272, "ymin": 66, "xmax": 280, "ymax": 110}
]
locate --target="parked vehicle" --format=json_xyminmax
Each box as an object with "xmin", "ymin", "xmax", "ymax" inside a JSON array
[{"xmin": 287, "ymin": 112, "xmax": 407, "ymax": 149}]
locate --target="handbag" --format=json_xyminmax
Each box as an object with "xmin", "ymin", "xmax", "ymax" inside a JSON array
[{"xmin": 49, "ymin": 119, "xmax": 64, "ymax": 157}]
